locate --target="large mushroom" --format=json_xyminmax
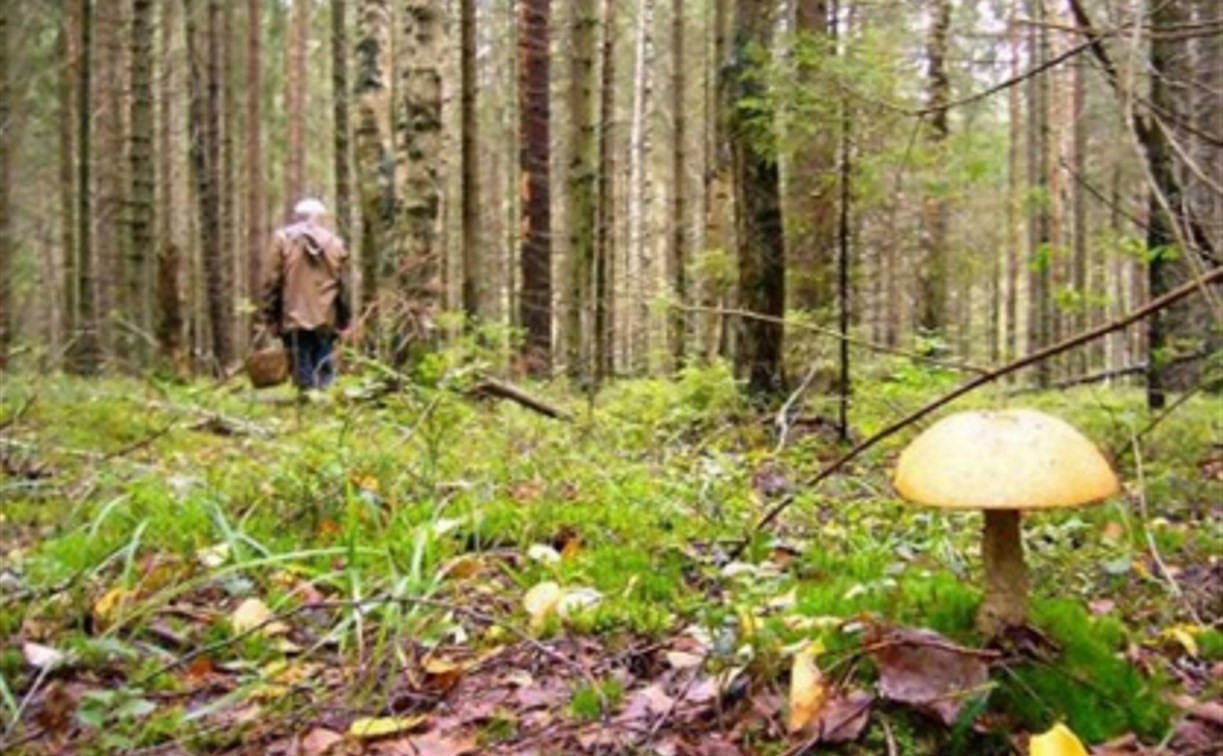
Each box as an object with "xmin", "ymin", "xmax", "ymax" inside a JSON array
[{"xmin": 893, "ymin": 409, "xmax": 1119, "ymax": 636}]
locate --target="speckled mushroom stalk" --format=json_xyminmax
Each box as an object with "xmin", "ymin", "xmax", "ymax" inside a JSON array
[{"xmin": 894, "ymin": 409, "xmax": 1119, "ymax": 637}]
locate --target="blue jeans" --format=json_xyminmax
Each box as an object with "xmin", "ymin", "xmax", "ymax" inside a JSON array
[{"xmin": 285, "ymin": 330, "xmax": 336, "ymax": 389}]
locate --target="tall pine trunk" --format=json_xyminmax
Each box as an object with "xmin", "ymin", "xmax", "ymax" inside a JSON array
[
  {"xmin": 459, "ymin": 0, "xmax": 481, "ymax": 321},
  {"xmin": 0, "ymin": 0, "xmax": 10, "ymax": 369},
  {"xmin": 244, "ymin": 0, "xmax": 265, "ymax": 334},
  {"xmin": 730, "ymin": 1, "xmax": 785, "ymax": 396},
  {"xmin": 285, "ymin": 0, "xmax": 308, "ymax": 217},
  {"xmin": 668, "ymin": 0, "xmax": 688, "ymax": 370},
  {"xmin": 594, "ymin": 0, "xmax": 616, "ymax": 382},
  {"xmin": 354, "ymin": 0, "xmax": 394, "ymax": 334},
  {"xmin": 626, "ymin": 0, "xmax": 654, "ymax": 372},
  {"xmin": 917, "ymin": 0, "xmax": 951, "ymax": 337},
  {"xmin": 128, "ymin": 0, "xmax": 156, "ymax": 363},
  {"xmin": 58, "ymin": 3, "xmax": 78, "ymax": 359},
  {"xmin": 332, "ymin": 0, "xmax": 354, "ymax": 242},
  {"xmin": 518, "ymin": 0, "xmax": 552, "ymax": 376},
  {"xmin": 1025, "ymin": 0, "xmax": 1051, "ymax": 386},
  {"xmin": 72, "ymin": 0, "xmax": 101, "ymax": 374},
  {"xmin": 565, "ymin": 0, "xmax": 597, "ymax": 379}
]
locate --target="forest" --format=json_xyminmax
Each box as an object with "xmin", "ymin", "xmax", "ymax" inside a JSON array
[{"xmin": 0, "ymin": 0, "xmax": 1220, "ymax": 753}]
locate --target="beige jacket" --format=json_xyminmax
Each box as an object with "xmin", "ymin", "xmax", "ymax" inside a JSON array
[{"xmin": 261, "ymin": 222, "xmax": 351, "ymax": 333}]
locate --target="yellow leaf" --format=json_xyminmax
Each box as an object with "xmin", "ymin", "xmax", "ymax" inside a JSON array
[
  {"xmin": 347, "ymin": 715, "xmax": 426, "ymax": 739},
  {"xmin": 1029, "ymin": 723, "xmax": 1088, "ymax": 756},
  {"xmin": 788, "ymin": 643, "xmax": 828, "ymax": 733},
  {"xmin": 93, "ymin": 587, "xmax": 131, "ymax": 627},
  {"xmin": 523, "ymin": 581, "xmax": 562, "ymax": 627},
  {"xmin": 1161, "ymin": 625, "xmax": 1200, "ymax": 658}
]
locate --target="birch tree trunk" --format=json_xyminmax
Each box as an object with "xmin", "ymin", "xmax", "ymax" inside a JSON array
[{"xmin": 395, "ymin": 0, "xmax": 445, "ymax": 361}]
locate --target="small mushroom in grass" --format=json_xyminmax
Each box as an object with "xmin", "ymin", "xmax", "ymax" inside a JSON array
[{"xmin": 893, "ymin": 409, "xmax": 1119, "ymax": 637}]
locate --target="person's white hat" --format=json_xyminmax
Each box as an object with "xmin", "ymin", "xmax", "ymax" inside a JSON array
[{"xmin": 294, "ymin": 198, "xmax": 328, "ymax": 218}]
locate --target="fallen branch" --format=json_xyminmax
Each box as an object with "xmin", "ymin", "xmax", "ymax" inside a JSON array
[
  {"xmin": 468, "ymin": 377, "xmax": 572, "ymax": 421},
  {"xmin": 729, "ymin": 265, "xmax": 1223, "ymax": 560},
  {"xmin": 1006, "ymin": 350, "xmax": 1207, "ymax": 395}
]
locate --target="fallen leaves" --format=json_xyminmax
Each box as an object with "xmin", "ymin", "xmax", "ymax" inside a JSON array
[
  {"xmin": 348, "ymin": 714, "xmax": 427, "ymax": 739},
  {"xmin": 787, "ymin": 643, "xmax": 827, "ymax": 733},
  {"xmin": 230, "ymin": 597, "xmax": 290, "ymax": 636},
  {"xmin": 866, "ymin": 626, "xmax": 993, "ymax": 726}
]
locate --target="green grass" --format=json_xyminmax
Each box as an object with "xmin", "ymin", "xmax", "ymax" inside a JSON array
[{"xmin": 1, "ymin": 359, "xmax": 1219, "ymax": 752}]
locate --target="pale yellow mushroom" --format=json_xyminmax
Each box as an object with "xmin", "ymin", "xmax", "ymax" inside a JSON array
[{"xmin": 894, "ymin": 409, "xmax": 1119, "ymax": 636}]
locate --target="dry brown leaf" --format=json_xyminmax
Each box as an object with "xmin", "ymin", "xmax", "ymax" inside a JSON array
[
  {"xmin": 867, "ymin": 627, "xmax": 991, "ymax": 726},
  {"xmin": 230, "ymin": 597, "xmax": 289, "ymax": 636},
  {"xmin": 621, "ymin": 683, "xmax": 675, "ymax": 722},
  {"xmin": 369, "ymin": 730, "xmax": 479, "ymax": 756},
  {"xmin": 814, "ymin": 689, "xmax": 873, "ymax": 744},
  {"xmin": 299, "ymin": 727, "xmax": 345, "ymax": 756}
]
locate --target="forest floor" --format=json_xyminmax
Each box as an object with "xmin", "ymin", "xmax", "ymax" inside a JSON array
[{"xmin": 0, "ymin": 358, "xmax": 1220, "ymax": 755}]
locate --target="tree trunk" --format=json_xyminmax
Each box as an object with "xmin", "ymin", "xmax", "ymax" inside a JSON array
[
  {"xmin": 244, "ymin": 0, "xmax": 265, "ymax": 337},
  {"xmin": 158, "ymin": 0, "xmax": 185, "ymax": 371},
  {"xmin": 395, "ymin": 0, "xmax": 445, "ymax": 362},
  {"xmin": 518, "ymin": 0, "xmax": 552, "ymax": 376},
  {"xmin": 1069, "ymin": 50, "xmax": 1088, "ymax": 375},
  {"xmin": 564, "ymin": 0, "xmax": 598, "ymax": 379},
  {"xmin": 1143, "ymin": 0, "xmax": 1178, "ymax": 411},
  {"xmin": 626, "ymin": 0, "xmax": 654, "ymax": 373},
  {"xmin": 730, "ymin": 1, "xmax": 785, "ymax": 396},
  {"xmin": 185, "ymin": 0, "xmax": 232, "ymax": 369},
  {"xmin": 285, "ymin": 0, "xmax": 308, "ymax": 218},
  {"xmin": 220, "ymin": 0, "xmax": 238, "ymax": 351},
  {"xmin": 126, "ymin": 0, "xmax": 156, "ymax": 364},
  {"xmin": 58, "ymin": 2, "xmax": 78, "ymax": 360},
  {"xmin": 594, "ymin": 0, "xmax": 616, "ymax": 383},
  {"xmin": 790, "ymin": 0, "xmax": 835, "ymax": 316},
  {"xmin": 668, "ymin": 0, "xmax": 688, "ymax": 371},
  {"xmin": 459, "ymin": 0, "xmax": 481, "ymax": 321},
  {"xmin": 1004, "ymin": 0, "xmax": 1020, "ymax": 369},
  {"xmin": 72, "ymin": 0, "xmax": 101, "ymax": 374},
  {"xmin": 0, "ymin": 0, "xmax": 10, "ymax": 369},
  {"xmin": 354, "ymin": 0, "xmax": 394, "ymax": 338},
  {"xmin": 1025, "ymin": 0, "xmax": 1051, "ymax": 386},
  {"xmin": 332, "ymin": 0, "xmax": 354, "ymax": 243},
  {"xmin": 917, "ymin": 0, "xmax": 951, "ymax": 337},
  {"xmin": 96, "ymin": 0, "xmax": 126, "ymax": 361}
]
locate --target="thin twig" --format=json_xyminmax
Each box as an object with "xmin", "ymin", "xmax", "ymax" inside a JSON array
[
  {"xmin": 1129, "ymin": 429, "xmax": 1203, "ymax": 626},
  {"xmin": 730, "ymin": 265, "xmax": 1223, "ymax": 560}
]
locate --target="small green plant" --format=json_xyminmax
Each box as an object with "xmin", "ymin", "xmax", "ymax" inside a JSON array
[{"xmin": 568, "ymin": 678, "xmax": 625, "ymax": 722}]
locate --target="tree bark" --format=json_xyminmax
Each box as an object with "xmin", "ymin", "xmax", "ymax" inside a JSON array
[
  {"xmin": 395, "ymin": 0, "xmax": 445, "ymax": 362},
  {"xmin": 128, "ymin": 0, "xmax": 156, "ymax": 363},
  {"xmin": 459, "ymin": 0, "xmax": 481, "ymax": 321},
  {"xmin": 730, "ymin": 1, "xmax": 786, "ymax": 396},
  {"xmin": 518, "ymin": 0, "xmax": 552, "ymax": 376},
  {"xmin": 244, "ymin": 0, "xmax": 265, "ymax": 336},
  {"xmin": 185, "ymin": 0, "xmax": 232, "ymax": 369},
  {"xmin": 917, "ymin": 0, "xmax": 951, "ymax": 337},
  {"xmin": 594, "ymin": 0, "xmax": 616, "ymax": 383},
  {"xmin": 71, "ymin": 0, "xmax": 101, "ymax": 374},
  {"xmin": 58, "ymin": 2, "xmax": 78, "ymax": 360},
  {"xmin": 790, "ymin": 0, "xmax": 835, "ymax": 316},
  {"xmin": 1025, "ymin": 0, "xmax": 1051, "ymax": 387},
  {"xmin": 285, "ymin": 0, "xmax": 308, "ymax": 218},
  {"xmin": 626, "ymin": 0, "xmax": 654, "ymax": 372},
  {"xmin": 0, "ymin": 0, "xmax": 11, "ymax": 369},
  {"xmin": 354, "ymin": 0, "xmax": 394, "ymax": 337},
  {"xmin": 158, "ymin": 0, "xmax": 185, "ymax": 370},
  {"xmin": 668, "ymin": 0, "xmax": 688, "ymax": 371},
  {"xmin": 332, "ymin": 0, "xmax": 354, "ymax": 243}
]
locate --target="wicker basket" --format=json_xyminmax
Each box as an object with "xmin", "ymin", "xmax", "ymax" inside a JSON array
[{"xmin": 246, "ymin": 339, "xmax": 290, "ymax": 388}]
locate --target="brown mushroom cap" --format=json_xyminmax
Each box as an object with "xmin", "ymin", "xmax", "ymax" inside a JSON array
[{"xmin": 894, "ymin": 408, "xmax": 1119, "ymax": 511}]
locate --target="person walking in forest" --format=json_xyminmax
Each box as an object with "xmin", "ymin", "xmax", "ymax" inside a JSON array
[{"xmin": 261, "ymin": 198, "xmax": 351, "ymax": 391}]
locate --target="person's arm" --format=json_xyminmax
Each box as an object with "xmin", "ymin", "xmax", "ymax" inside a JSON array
[{"xmin": 260, "ymin": 233, "xmax": 286, "ymax": 334}]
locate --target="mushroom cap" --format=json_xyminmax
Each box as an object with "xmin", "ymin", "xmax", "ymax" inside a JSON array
[{"xmin": 894, "ymin": 408, "xmax": 1119, "ymax": 511}]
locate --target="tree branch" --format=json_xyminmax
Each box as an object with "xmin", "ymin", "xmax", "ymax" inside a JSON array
[{"xmin": 729, "ymin": 265, "xmax": 1223, "ymax": 559}]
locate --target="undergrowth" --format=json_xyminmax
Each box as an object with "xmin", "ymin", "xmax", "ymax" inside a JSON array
[{"xmin": 1, "ymin": 354, "xmax": 1219, "ymax": 753}]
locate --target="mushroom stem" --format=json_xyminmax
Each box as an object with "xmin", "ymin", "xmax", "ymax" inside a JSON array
[{"xmin": 977, "ymin": 509, "xmax": 1029, "ymax": 635}]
